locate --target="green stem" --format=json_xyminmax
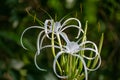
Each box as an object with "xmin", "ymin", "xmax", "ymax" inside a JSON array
[
  {"xmin": 69, "ymin": 54, "xmax": 73, "ymax": 79},
  {"xmin": 70, "ymin": 55, "xmax": 72, "ymax": 79},
  {"xmin": 56, "ymin": 33, "xmax": 66, "ymax": 75},
  {"xmin": 92, "ymin": 33, "xmax": 104, "ymax": 68},
  {"xmin": 51, "ymin": 25, "xmax": 62, "ymax": 74},
  {"xmin": 56, "ymin": 33, "xmax": 62, "ymax": 49}
]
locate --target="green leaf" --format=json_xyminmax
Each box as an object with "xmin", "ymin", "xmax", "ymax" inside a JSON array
[
  {"xmin": 98, "ymin": 33, "xmax": 104, "ymax": 54},
  {"xmin": 87, "ymin": 50, "xmax": 93, "ymax": 67},
  {"xmin": 92, "ymin": 33, "xmax": 104, "ymax": 68},
  {"xmin": 26, "ymin": 7, "xmax": 44, "ymax": 26}
]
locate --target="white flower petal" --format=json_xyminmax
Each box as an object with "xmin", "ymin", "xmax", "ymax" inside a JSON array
[
  {"xmin": 87, "ymin": 55, "xmax": 101, "ymax": 71},
  {"xmin": 61, "ymin": 25, "xmax": 84, "ymax": 38},
  {"xmin": 20, "ymin": 26, "xmax": 44, "ymax": 50},
  {"xmin": 35, "ymin": 43, "xmax": 62, "ymax": 71},
  {"xmin": 60, "ymin": 32, "xmax": 70, "ymax": 44},
  {"xmin": 79, "ymin": 41, "xmax": 99, "ymax": 59},
  {"xmin": 44, "ymin": 19, "xmax": 53, "ymax": 38},
  {"xmin": 80, "ymin": 48, "xmax": 98, "ymax": 60},
  {"xmin": 37, "ymin": 30, "xmax": 45, "ymax": 54},
  {"xmin": 79, "ymin": 41, "xmax": 101, "ymax": 71},
  {"xmin": 61, "ymin": 18, "xmax": 81, "ymax": 27},
  {"xmin": 38, "ymin": 32, "xmax": 57, "ymax": 54},
  {"xmin": 40, "ymin": 45, "xmax": 61, "ymax": 50},
  {"xmin": 53, "ymin": 51, "xmax": 68, "ymax": 79},
  {"xmin": 34, "ymin": 53, "xmax": 47, "ymax": 71},
  {"xmin": 61, "ymin": 18, "xmax": 82, "ymax": 38}
]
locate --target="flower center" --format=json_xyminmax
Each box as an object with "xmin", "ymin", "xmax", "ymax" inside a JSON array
[
  {"xmin": 54, "ymin": 22, "xmax": 61, "ymax": 33},
  {"xmin": 46, "ymin": 21, "xmax": 61, "ymax": 33},
  {"xmin": 65, "ymin": 41, "xmax": 79, "ymax": 53}
]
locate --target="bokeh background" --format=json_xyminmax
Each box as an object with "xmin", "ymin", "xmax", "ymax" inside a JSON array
[{"xmin": 0, "ymin": 0, "xmax": 120, "ymax": 80}]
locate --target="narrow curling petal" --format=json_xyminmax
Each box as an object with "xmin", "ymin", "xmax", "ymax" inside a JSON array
[
  {"xmin": 53, "ymin": 51, "xmax": 68, "ymax": 79},
  {"xmin": 41, "ymin": 45, "xmax": 61, "ymax": 50},
  {"xmin": 79, "ymin": 41, "xmax": 101, "ymax": 71},
  {"xmin": 87, "ymin": 54, "xmax": 101, "ymax": 71},
  {"xmin": 44, "ymin": 20, "xmax": 53, "ymax": 38},
  {"xmin": 34, "ymin": 52, "xmax": 47, "ymax": 71},
  {"xmin": 60, "ymin": 25, "xmax": 84, "ymax": 38},
  {"xmin": 79, "ymin": 41, "xmax": 99, "ymax": 59},
  {"xmin": 61, "ymin": 18, "xmax": 82, "ymax": 38},
  {"xmin": 61, "ymin": 18, "xmax": 81, "ymax": 27},
  {"xmin": 34, "ymin": 45, "xmax": 61, "ymax": 71},
  {"xmin": 60, "ymin": 32, "xmax": 70, "ymax": 44},
  {"xmin": 20, "ymin": 26, "xmax": 44, "ymax": 50},
  {"xmin": 37, "ymin": 34, "xmax": 46, "ymax": 55},
  {"xmin": 80, "ymin": 48, "xmax": 98, "ymax": 60},
  {"xmin": 37, "ymin": 30, "xmax": 44, "ymax": 54},
  {"xmin": 79, "ymin": 41, "xmax": 98, "ymax": 53}
]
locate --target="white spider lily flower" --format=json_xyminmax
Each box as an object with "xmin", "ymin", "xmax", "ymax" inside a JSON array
[
  {"xmin": 21, "ymin": 18, "xmax": 83, "ymax": 55},
  {"xmin": 45, "ymin": 18, "xmax": 84, "ymax": 37},
  {"xmin": 41, "ymin": 18, "xmax": 84, "ymax": 53},
  {"xmin": 34, "ymin": 32, "xmax": 81, "ymax": 72},
  {"xmin": 53, "ymin": 34, "xmax": 101, "ymax": 80},
  {"xmin": 36, "ymin": 27, "xmax": 83, "ymax": 72},
  {"xmin": 21, "ymin": 17, "xmax": 84, "ymax": 73}
]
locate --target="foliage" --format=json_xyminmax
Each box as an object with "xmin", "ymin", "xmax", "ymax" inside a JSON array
[{"xmin": 0, "ymin": 0, "xmax": 120, "ymax": 80}]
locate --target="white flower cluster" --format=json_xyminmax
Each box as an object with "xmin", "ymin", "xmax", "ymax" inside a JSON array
[{"xmin": 21, "ymin": 18, "xmax": 101, "ymax": 80}]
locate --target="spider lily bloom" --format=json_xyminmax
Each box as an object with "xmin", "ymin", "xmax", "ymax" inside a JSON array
[
  {"xmin": 46, "ymin": 18, "xmax": 84, "ymax": 38},
  {"xmin": 53, "ymin": 34, "xmax": 101, "ymax": 80},
  {"xmin": 35, "ymin": 18, "xmax": 84, "ymax": 71},
  {"xmin": 21, "ymin": 18, "xmax": 83, "ymax": 55},
  {"xmin": 20, "ymin": 18, "xmax": 83, "ymax": 71}
]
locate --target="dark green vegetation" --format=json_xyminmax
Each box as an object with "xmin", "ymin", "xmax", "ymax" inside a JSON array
[{"xmin": 0, "ymin": 0, "xmax": 120, "ymax": 80}]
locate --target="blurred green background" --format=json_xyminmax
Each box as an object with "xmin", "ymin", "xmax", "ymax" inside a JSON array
[{"xmin": 0, "ymin": 0, "xmax": 120, "ymax": 80}]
